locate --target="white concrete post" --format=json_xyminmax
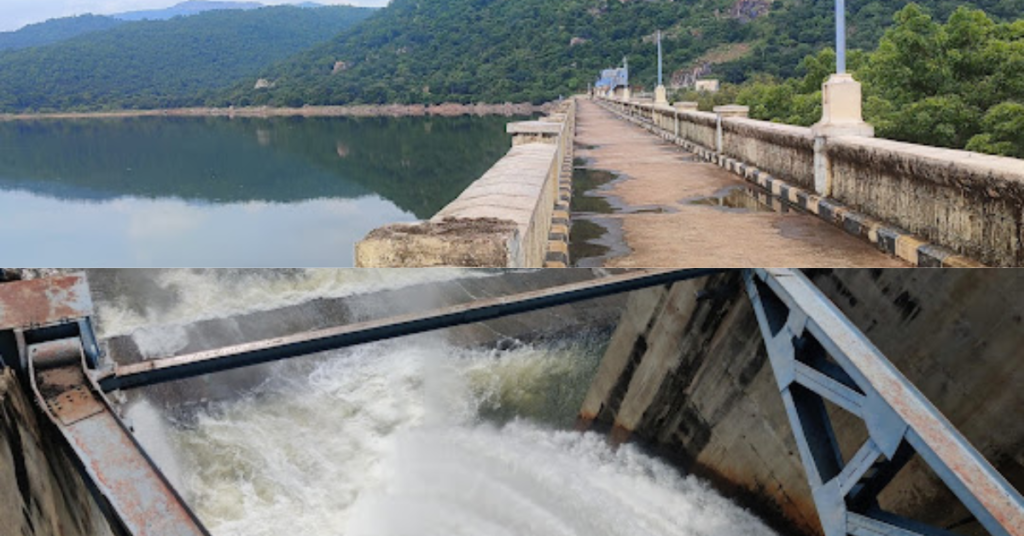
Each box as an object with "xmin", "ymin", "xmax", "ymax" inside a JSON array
[
  {"xmin": 813, "ymin": 137, "xmax": 830, "ymax": 196},
  {"xmin": 811, "ymin": 73, "xmax": 874, "ymax": 196},
  {"xmin": 713, "ymin": 105, "xmax": 749, "ymax": 156}
]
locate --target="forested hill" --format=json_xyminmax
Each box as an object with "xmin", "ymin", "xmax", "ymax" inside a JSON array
[
  {"xmin": 0, "ymin": 15, "xmax": 124, "ymax": 51},
  {"xmin": 228, "ymin": 0, "xmax": 1023, "ymax": 107},
  {"xmin": 0, "ymin": 5, "xmax": 374, "ymax": 112}
]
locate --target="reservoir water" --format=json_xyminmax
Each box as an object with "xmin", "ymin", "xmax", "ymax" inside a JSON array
[
  {"xmin": 94, "ymin": 269, "xmax": 778, "ymax": 536},
  {"xmin": 0, "ymin": 116, "xmax": 514, "ymax": 266}
]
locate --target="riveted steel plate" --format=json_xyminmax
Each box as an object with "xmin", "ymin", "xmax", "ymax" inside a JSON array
[{"xmin": 0, "ymin": 273, "xmax": 93, "ymax": 330}]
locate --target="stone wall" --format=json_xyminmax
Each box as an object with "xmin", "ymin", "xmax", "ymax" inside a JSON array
[
  {"xmin": 356, "ymin": 100, "xmax": 576, "ymax": 267},
  {"xmin": 578, "ymin": 269, "xmax": 1024, "ymax": 536},
  {"xmin": 0, "ymin": 369, "xmax": 120, "ymax": 536},
  {"xmin": 596, "ymin": 96, "xmax": 1024, "ymax": 266}
]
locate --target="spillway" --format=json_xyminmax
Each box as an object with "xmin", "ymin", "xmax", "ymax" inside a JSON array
[{"xmin": 88, "ymin": 269, "xmax": 778, "ymax": 536}]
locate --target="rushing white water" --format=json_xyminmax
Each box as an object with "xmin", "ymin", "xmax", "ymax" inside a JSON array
[
  {"xmin": 103, "ymin": 270, "xmax": 778, "ymax": 536},
  {"xmin": 95, "ymin": 268, "xmax": 495, "ymax": 339}
]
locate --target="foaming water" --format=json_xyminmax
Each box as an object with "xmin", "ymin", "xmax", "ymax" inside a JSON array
[
  {"xmin": 129, "ymin": 337, "xmax": 777, "ymax": 536},
  {"xmin": 95, "ymin": 268, "xmax": 493, "ymax": 339},
  {"xmin": 107, "ymin": 269, "xmax": 775, "ymax": 535}
]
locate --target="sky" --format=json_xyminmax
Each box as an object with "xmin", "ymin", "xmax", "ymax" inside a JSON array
[{"xmin": 0, "ymin": 0, "xmax": 389, "ymax": 32}]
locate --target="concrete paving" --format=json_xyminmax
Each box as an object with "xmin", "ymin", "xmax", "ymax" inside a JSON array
[{"xmin": 572, "ymin": 100, "xmax": 907, "ymax": 267}]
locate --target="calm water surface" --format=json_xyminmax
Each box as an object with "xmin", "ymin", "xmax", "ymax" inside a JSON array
[{"xmin": 0, "ymin": 115, "xmax": 516, "ymax": 266}]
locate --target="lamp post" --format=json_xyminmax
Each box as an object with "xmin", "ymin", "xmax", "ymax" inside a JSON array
[
  {"xmin": 622, "ymin": 56, "xmax": 631, "ymax": 101},
  {"xmin": 657, "ymin": 30, "xmax": 663, "ymax": 86},
  {"xmin": 836, "ymin": 0, "xmax": 846, "ymax": 73},
  {"xmin": 812, "ymin": 0, "xmax": 872, "ymax": 199},
  {"xmin": 655, "ymin": 30, "xmax": 668, "ymax": 105}
]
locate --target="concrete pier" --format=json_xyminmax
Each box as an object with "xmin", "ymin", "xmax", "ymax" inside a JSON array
[{"xmin": 578, "ymin": 269, "xmax": 1024, "ymax": 535}]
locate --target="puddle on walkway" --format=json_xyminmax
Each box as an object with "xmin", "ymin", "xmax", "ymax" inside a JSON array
[
  {"xmin": 569, "ymin": 165, "xmax": 675, "ymax": 267},
  {"xmin": 569, "ymin": 218, "xmax": 609, "ymax": 262},
  {"xmin": 570, "ymin": 216, "xmax": 630, "ymax": 268},
  {"xmin": 572, "ymin": 167, "xmax": 617, "ymax": 214},
  {"xmin": 686, "ymin": 185, "xmax": 800, "ymax": 214}
]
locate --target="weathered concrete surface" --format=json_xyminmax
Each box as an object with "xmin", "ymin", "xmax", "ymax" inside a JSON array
[
  {"xmin": 355, "ymin": 142, "xmax": 559, "ymax": 268},
  {"xmin": 828, "ymin": 136, "xmax": 1024, "ymax": 266},
  {"xmin": 356, "ymin": 217, "xmax": 521, "ymax": 267},
  {"xmin": 574, "ymin": 100, "xmax": 906, "ymax": 267},
  {"xmin": 579, "ymin": 269, "xmax": 1024, "ymax": 536},
  {"xmin": 507, "ymin": 120, "xmax": 562, "ymax": 145},
  {"xmin": 356, "ymin": 101, "xmax": 576, "ymax": 267},
  {"xmin": 0, "ymin": 369, "xmax": 120, "ymax": 536}
]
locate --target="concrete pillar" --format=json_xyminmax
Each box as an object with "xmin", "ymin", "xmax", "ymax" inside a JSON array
[
  {"xmin": 507, "ymin": 121, "xmax": 562, "ymax": 146},
  {"xmin": 654, "ymin": 85, "xmax": 668, "ymax": 106},
  {"xmin": 811, "ymin": 73, "xmax": 873, "ymax": 197},
  {"xmin": 622, "ymin": 87, "xmax": 631, "ymax": 102},
  {"xmin": 713, "ymin": 105, "xmax": 749, "ymax": 155},
  {"xmin": 812, "ymin": 73, "xmax": 873, "ymax": 138}
]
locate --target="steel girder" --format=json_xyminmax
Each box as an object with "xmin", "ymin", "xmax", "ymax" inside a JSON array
[{"xmin": 745, "ymin": 269, "xmax": 1024, "ymax": 536}]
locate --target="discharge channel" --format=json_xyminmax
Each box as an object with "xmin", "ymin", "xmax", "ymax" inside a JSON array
[{"xmin": 92, "ymin": 269, "xmax": 777, "ymax": 536}]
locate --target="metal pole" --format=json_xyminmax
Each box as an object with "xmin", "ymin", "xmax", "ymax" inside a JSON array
[
  {"xmin": 657, "ymin": 30, "xmax": 663, "ymax": 86},
  {"xmin": 836, "ymin": 0, "xmax": 846, "ymax": 73}
]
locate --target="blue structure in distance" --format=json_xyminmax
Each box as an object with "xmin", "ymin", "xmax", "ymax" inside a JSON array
[{"xmin": 595, "ymin": 57, "xmax": 628, "ymax": 97}]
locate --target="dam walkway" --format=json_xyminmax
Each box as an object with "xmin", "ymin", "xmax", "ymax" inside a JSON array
[{"xmin": 571, "ymin": 99, "xmax": 906, "ymax": 267}]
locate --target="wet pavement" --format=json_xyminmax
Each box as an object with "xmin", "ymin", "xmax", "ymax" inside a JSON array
[{"xmin": 570, "ymin": 100, "xmax": 907, "ymax": 268}]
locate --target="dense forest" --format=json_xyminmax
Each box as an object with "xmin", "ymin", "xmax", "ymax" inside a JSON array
[
  {"xmin": 0, "ymin": 5, "xmax": 373, "ymax": 112},
  {"xmin": 679, "ymin": 5, "xmax": 1023, "ymax": 157},
  {"xmin": 231, "ymin": 0, "xmax": 1024, "ymax": 107},
  {"xmin": 0, "ymin": 15, "xmax": 125, "ymax": 51}
]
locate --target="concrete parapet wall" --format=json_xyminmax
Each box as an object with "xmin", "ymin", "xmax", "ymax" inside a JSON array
[
  {"xmin": 722, "ymin": 118, "xmax": 815, "ymax": 189},
  {"xmin": 579, "ymin": 270, "xmax": 1024, "ymax": 536},
  {"xmin": 356, "ymin": 100, "xmax": 576, "ymax": 267},
  {"xmin": 827, "ymin": 136, "xmax": 1024, "ymax": 266},
  {"xmin": 595, "ymin": 95, "xmax": 1024, "ymax": 265},
  {"xmin": 0, "ymin": 369, "xmax": 119, "ymax": 536}
]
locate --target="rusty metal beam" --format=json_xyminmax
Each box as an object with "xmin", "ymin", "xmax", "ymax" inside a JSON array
[
  {"xmin": 97, "ymin": 268, "xmax": 723, "ymax": 392},
  {"xmin": 0, "ymin": 274, "xmax": 210, "ymax": 536},
  {"xmin": 29, "ymin": 337, "xmax": 209, "ymax": 536}
]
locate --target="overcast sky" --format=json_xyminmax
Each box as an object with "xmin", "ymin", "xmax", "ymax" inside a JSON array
[{"xmin": 0, "ymin": 0, "xmax": 389, "ymax": 32}]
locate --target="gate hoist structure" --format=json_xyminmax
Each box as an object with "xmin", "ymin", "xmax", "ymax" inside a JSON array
[{"xmin": 0, "ymin": 270, "xmax": 1020, "ymax": 536}]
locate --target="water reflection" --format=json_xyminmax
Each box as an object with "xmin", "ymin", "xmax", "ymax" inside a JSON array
[
  {"xmin": 0, "ymin": 191, "xmax": 408, "ymax": 266},
  {"xmin": 0, "ymin": 115, "xmax": 516, "ymax": 266}
]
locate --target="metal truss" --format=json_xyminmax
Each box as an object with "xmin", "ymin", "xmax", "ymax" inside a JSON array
[{"xmin": 745, "ymin": 269, "xmax": 1024, "ymax": 536}]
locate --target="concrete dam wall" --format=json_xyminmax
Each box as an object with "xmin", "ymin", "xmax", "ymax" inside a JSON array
[{"xmin": 578, "ymin": 269, "xmax": 1024, "ymax": 536}]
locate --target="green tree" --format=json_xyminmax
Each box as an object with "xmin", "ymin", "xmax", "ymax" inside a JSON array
[{"xmin": 966, "ymin": 102, "xmax": 1024, "ymax": 157}]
